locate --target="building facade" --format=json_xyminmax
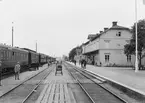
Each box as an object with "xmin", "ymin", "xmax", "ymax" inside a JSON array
[{"xmin": 82, "ymin": 21, "xmax": 135, "ymax": 66}]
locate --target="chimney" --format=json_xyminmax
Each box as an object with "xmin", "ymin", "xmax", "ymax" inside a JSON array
[
  {"xmin": 112, "ymin": 21, "xmax": 117, "ymax": 26},
  {"xmin": 104, "ymin": 28, "xmax": 108, "ymax": 31},
  {"xmin": 100, "ymin": 31, "xmax": 103, "ymax": 33},
  {"xmin": 96, "ymin": 33, "xmax": 99, "ymax": 35}
]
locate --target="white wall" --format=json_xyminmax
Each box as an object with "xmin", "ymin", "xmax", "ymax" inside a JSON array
[
  {"xmin": 100, "ymin": 49, "xmax": 135, "ymax": 66},
  {"xmin": 99, "ymin": 30, "xmax": 132, "ymax": 50}
]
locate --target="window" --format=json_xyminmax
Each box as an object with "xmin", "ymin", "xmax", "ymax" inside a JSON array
[
  {"xmin": 3, "ymin": 50, "xmax": 6, "ymax": 60},
  {"xmin": 7, "ymin": 51, "xmax": 9, "ymax": 58},
  {"xmin": 104, "ymin": 40, "xmax": 110, "ymax": 48},
  {"xmin": 7, "ymin": 51, "xmax": 8, "ymax": 59},
  {"xmin": 127, "ymin": 55, "xmax": 131, "ymax": 62},
  {"xmin": 9, "ymin": 51, "xmax": 11, "ymax": 60},
  {"xmin": 105, "ymin": 54, "xmax": 110, "ymax": 62},
  {"xmin": 12, "ymin": 52, "xmax": 14, "ymax": 56},
  {"xmin": 7, "ymin": 51, "xmax": 9, "ymax": 59},
  {"xmin": 1, "ymin": 51, "xmax": 3, "ymax": 59},
  {"xmin": 116, "ymin": 31, "xmax": 121, "ymax": 36},
  {"xmin": 5, "ymin": 51, "xmax": 7, "ymax": 60},
  {"xmin": 13, "ymin": 52, "xmax": 15, "ymax": 60},
  {"xmin": 14, "ymin": 52, "xmax": 16, "ymax": 60}
]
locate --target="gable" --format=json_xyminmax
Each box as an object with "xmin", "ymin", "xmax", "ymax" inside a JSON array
[{"xmin": 100, "ymin": 29, "xmax": 132, "ymax": 39}]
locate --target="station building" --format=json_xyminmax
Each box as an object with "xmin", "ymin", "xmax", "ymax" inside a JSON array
[{"xmin": 82, "ymin": 21, "xmax": 135, "ymax": 66}]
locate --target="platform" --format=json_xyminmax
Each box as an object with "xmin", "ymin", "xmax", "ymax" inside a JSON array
[
  {"xmin": 36, "ymin": 65, "xmax": 77, "ymax": 103},
  {"xmin": 69, "ymin": 62, "xmax": 145, "ymax": 96},
  {"xmin": 0, "ymin": 64, "xmax": 48, "ymax": 97}
]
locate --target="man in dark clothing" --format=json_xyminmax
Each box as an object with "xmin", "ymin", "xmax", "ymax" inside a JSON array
[
  {"xmin": 81, "ymin": 60, "xmax": 84, "ymax": 68},
  {"xmin": 92, "ymin": 60, "xmax": 95, "ymax": 65},
  {"xmin": 83, "ymin": 59, "xmax": 87, "ymax": 69},
  {"xmin": 81, "ymin": 59, "xmax": 87, "ymax": 69},
  {"xmin": 74, "ymin": 60, "xmax": 76, "ymax": 65},
  {"xmin": 100, "ymin": 62, "xmax": 102, "ymax": 67}
]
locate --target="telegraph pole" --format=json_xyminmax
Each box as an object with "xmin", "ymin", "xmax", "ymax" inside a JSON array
[
  {"xmin": 36, "ymin": 41, "xmax": 37, "ymax": 52},
  {"xmin": 12, "ymin": 22, "xmax": 14, "ymax": 47},
  {"xmin": 135, "ymin": 0, "xmax": 138, "ymax": 72}
]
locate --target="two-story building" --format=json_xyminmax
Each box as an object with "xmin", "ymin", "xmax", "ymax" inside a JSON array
[{"xmin": 82, "ymin": 21, "xmax": 135, "ymax": 66}]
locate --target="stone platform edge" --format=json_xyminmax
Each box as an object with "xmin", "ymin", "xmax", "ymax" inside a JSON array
[{"xmin": 86, "ymin": 69, "xmax": 145, "ymax": 100}]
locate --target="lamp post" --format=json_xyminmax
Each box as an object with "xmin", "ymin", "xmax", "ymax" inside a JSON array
[
  {"xmin": 12, "ymin": 22, "xmax": 14, "ymax": 47},
  {"xmin": 36, "ymin": 40, "xmax": 37, "ymax": 52}
]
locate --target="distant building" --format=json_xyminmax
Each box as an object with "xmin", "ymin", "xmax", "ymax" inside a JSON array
[
  {"xmin": 82, "ymin": 21, "xmax": 135, "ymax": 66},
  {"xmin": 62, "ymin": 55, "xmax": 68, "ymax": 61}
]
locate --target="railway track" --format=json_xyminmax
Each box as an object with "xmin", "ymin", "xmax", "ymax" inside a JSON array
[
  {"xmin": 0, "ymin": 65, "xmax": 54, "ymax": 103},
  {"xmin": 64, "ymin": 62, "xmax": 128, "ymax": 103}
]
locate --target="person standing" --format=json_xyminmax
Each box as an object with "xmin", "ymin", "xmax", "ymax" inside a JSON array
[
  {"xmin": 83, "ymin": 59, "xmax": 87, "ymax": 69},
  {"xmin": 14, "ymin": 62, "xmax": 21, "ymax": 80},
  {"xmin": 100, "ymin": 62, "xmax": 102, "ymax": 67},
  {"xmin": 74, "ymin": 60, "xmax": 76, "ymax": 65},
  {"xmin": 81, "ymin": 59, "xmax": 84, "ymax": 68}
]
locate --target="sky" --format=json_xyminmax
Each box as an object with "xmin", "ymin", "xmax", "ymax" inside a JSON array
[{"xmin": 0, "ymin": 0, "xmax": 145, "ymax": 57}]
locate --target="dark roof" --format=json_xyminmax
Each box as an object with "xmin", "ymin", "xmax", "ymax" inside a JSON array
[
  {"xmin": 91, "ymin": 34, "xmax": 101, "ymax": 41},
  {"xmin": 21, "ymin": 48, "xmax": 36, "ymax": 53},
  {"xmin": 87, "ymin": 34, "xmax": 96, "ymax": 40},
  {"xmin": 0, "ymin": 44, "xmax": 28, "ymax": 52}
]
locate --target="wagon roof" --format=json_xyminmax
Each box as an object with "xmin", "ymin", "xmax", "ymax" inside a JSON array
[
  {"xmin": 0, "ymin": 44, "xmax": 28, "ymax": 52},
  {"xmin": 21, "ymin": 48, "xmax": 36, "ymax": 53}
]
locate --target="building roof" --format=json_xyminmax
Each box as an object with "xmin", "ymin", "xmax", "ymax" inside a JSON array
[
  {"xmin": 82, "ymin": 41, "xmax": 90, "ymax": 46},
  {"xmin": 90, "ymin": 22, "xmax": 131, "ymax": 42},
  {"xmin": 91, "ymin": 34, "xmax": 101, "ymax": 41},
  {"xmin": 87, "ymin": 34, "xmax": 96, "ymax": 40},
  {"xmin": 110, "ymin": 25, "xmax": 130, "ymax": 30}
]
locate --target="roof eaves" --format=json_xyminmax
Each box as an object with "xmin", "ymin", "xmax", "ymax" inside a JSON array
[{"xmin": 83, "ymin": 41, "xmax": 90, "ymax": 45}]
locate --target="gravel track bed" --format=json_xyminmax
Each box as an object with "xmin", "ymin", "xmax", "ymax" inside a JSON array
[{"xmin": 64, "ymin": 63, "xmax": 126, "ymax": 103}]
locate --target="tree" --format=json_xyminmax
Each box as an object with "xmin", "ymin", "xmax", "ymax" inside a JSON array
[
  {"xmin": 69, "ymin": 46, "xmax": 82, "ymax": 62},
  {"xmin": 124, "ymin": 19, "xmax": 145, "ymax": 70},
  {"xmin": 69, "ymin": 47, "xmax": 77, "ymax": 62}
]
